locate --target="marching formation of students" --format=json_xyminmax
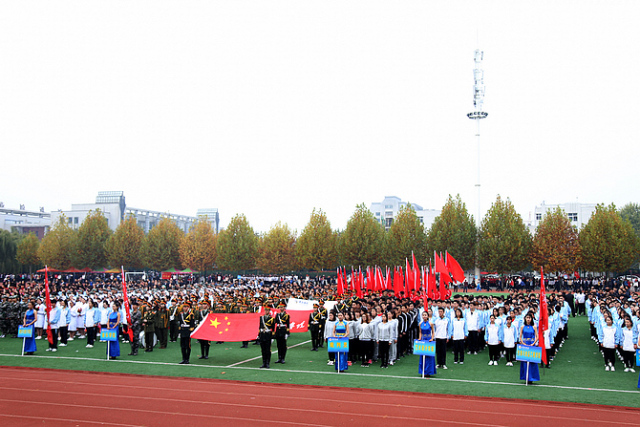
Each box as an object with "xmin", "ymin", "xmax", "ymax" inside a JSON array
[{"xmin": 4, "ymin": 275, "xmax": 640, "ymax": 388}]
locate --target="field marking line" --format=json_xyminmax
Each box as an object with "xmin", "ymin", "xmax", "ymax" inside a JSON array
[
  {"xmin": 0, "ymin": 413, "xmax": 142, "ymax": 427},
  {"xmin": 226, "ymin": 339, "xmax": 312, "ymax": 367},
  {"xmin": 2, "ymin": 353, "xmax": 640, "ymax": 396}
]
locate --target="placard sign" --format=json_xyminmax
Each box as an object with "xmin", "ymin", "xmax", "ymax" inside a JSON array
[
  {"xmin": 100, "ymin": 328, "xmax": 118, "ymax": 342},
  {"xmin": 413, "ymin": 340, "xmax": 436, "ymax": 356},
  {"xmin": 18, "ymin": 326, "xmax": 33, "ymax": 338},
  {"xmin": 328, "ymin": 337, "xmax": 349, "ymax": 353},
  {"xmin": 516, "ymin": 345, "xmax": 542, "ymax": 363}
]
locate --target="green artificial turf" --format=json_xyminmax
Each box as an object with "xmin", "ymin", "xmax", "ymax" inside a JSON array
[{"xmin": 1, "ymin": 316, "xmax": 638, "ymax": 407}]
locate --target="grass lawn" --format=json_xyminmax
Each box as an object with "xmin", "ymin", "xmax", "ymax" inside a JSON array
[{"xmin": 1, "ymin": 315, "xmax": 638, "ymax": 407}]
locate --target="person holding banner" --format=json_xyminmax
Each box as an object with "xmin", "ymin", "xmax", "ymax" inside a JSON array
[
  {"xmin": 47, "ymin": 301, "xmax": 60, "ymax": 352},
  {"xmin": 519, "ymin": 313, "xmax": 540, "ymax": 384},
  {"xmin": 107, "ymin": 302, "xmax": 121, "ymax": 360},
  {"xmin": 22, "ymin": 301, "xmax": 37, "ymax": 355},
  {"xmin": 333, "ymin": 311, "xmax": 350, "ymax": 372},
  {"xmin": 417, "ymin": 310, "xmax": 436, "ymax": 377}
]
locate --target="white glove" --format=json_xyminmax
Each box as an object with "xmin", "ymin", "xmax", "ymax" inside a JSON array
[
  {"xmin": 285, "ymin": 334, "xmax": 289, "ymax": 340},
  {"xmin": 170, "ymin": 316, "xmax": 175, "ymax": 321}
]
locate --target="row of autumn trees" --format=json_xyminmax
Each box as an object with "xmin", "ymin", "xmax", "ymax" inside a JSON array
[{"xmin": 11, "ymin": 196, "xmax": 640, "ymax": 276}]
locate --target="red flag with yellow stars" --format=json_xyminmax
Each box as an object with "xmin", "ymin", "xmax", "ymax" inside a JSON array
[{"xmin": 190, "ymin": 312, "xmax": 261, "ymax": 342}]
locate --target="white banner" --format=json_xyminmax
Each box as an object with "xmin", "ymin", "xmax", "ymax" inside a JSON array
[{"xmin": 287, "ymin": 298, "xmax": 337, "ymax": 312}]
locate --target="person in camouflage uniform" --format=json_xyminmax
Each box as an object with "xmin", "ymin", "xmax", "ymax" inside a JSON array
[{"xmin": 128, "ymin": 300, "xmax": 142, "ymax": 356}]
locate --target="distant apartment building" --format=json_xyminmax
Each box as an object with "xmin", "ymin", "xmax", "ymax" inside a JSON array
[
  {"xmin": 370, "ymin": 196, "xmax": 441, "ymax": 231},
  {"xmin": 50, "ymin": 191, "xmax": 219, "ymax": 234},
  {"xmin": 525, "ymin": 201, "xmax": 597, "ymax": 233},
  {"xmin": 0, "ymin": 204, "xmax": 50, "ymax": 239}
]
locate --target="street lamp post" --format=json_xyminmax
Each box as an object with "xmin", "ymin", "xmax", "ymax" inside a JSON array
[{"xmin": 467, "ymin": 49, "xmax": 488, "ymax": 290}]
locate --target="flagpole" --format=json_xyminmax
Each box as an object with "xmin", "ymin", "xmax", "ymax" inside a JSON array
[
  {"xmin": 21, "ymin": 337, "xmax": 25, "ymax": 357},
  {"xmin": 422, "ymin": 355, "xmax": 425, "ymax": 379}
]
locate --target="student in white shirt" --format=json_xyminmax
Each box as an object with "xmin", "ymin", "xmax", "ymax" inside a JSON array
[
  {"xmin": 451, "ymin": 309, "xmax": 467, "ymax": 364},
  {"xmin": 502, "ymin": 316, "xmax": 518, "ymax": 367},
  {"xmin": 484, "ymin": 315, "xmax": 503, "ymax": 365},
  {"xmin": 620, "ymin": 317, "xmax": 637, "ymax": 372},
  {"xmin": 434, "ymin": 307, "xmax": 452, "ymax": 369},
  {"xmin": 598, "ymin": 316, "xmax": 619, "ymax": 371}
]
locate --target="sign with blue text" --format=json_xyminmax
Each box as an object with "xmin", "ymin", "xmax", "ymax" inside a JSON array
[
  {"xmin": 516, "ymin": 345, "xmax": 542, "ymax": 363},
  {"xmin": 328, "ymin": 337, "xmax": 349, "ymax": 353},
  {"xmin": 413, "ymin": 340, "xmax": 436, "ymax": 356},
  {"xmin": 636, "ymin": 349, "xmax": 640, "ymax": 366},
  {"xmin": 100, "ymin": 328, "xmax": 118, "ymax": 342},
  {"xmin": 18, "ymin": 326, "xmax": 33, "ymax": 338}
]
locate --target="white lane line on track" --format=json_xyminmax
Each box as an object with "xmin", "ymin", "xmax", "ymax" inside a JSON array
[{"xmin": 2, "ymin": 353, "xmax": 640, "ymax": 396}]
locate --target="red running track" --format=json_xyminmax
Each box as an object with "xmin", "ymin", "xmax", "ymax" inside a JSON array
[{"xmin": 0, "ymin": 366, "xmax": 638, "ymax": 427}]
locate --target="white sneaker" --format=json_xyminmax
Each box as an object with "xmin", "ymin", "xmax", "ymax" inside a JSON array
[
  {"xmin": 51, "ymin": 348, "xmax": 57, "ymax": 352},
  {"xmin": 79, "ymin": 335, "xmax": 86, "ymax": 339},
  {"xmin": 86, "ymin": 344, "xmax": 93, "ymax": 348},
  {"xmin": 631, "ymin": 368, "xmax": 636, "ymax": 373},
  {"xmin": 389, "ymin": 361, "xmax": 394, "ymax": 366},
  {"xmin": 59, "ymin": 343, "xmax": 67, "ymax": 347},
  {"xmin": 35, "ymin": 336, "xmax": 42, "ymax": 340},
  {"xmin": 605, "ymin": 366, "xmax": 610, "ymax": 371},
  {"xmin": 488, "ymin": 361, "xmax": 493, "ymax": 366},
  {"xmin": 68, "ymin": 338, "xmax": 74, "ymax": 341},
  {"xmin": 610, "ymin": 366, "xmax": 615, "ymax": 372},
  {"xmin": 45, "ymin": 348, "xmax": 51, "ymax": 351},
  {"xmin": 327, "ymin": 361, "xmax": 334, "ymax": 365},
  {"xmin": 442, "ymin": 365, "xmax": 448, "ymax": 369},
  {"xmin": 454, "ymin": 361, "xmax": 458, "ymax": 364},
  {"xmin": 459, "ymin": 362, "xmax": 464, "ymax": 365}
]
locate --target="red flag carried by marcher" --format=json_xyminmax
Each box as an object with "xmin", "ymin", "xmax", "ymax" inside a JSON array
[
  {"xmin": 337, "ymin": 268, "xmax": 345, "ymax": 296},
  {"xmin": 190, "ymin": 312, "xmax": 261, "ymax": 342},
  {"xmin": 412, "ymin": 252, "xmax": 420, "ymax": 293},
  {"xmin": 288, "ymin": 309, "xmax": 313, "ymax": 333},
  {"xmin": 44, "ymin": 266, "xmax": 54, "ymax": 345},
  {"xmin": 538, "ymin": 267, "xmax": 549, "ymax": 365},
  {"xmin": 121, "ymin": 267, "xmax": 134, "ymax": 341},
  {"xmin": 434, "ymin": 252, "xmax": 452, "ymax": 284},
  {"xmin": 405, "ymin": 258, "xmax": 413, "ymax": 293},
  {"xmin": 446, "ymin": 252, "xmax": 466, "ymax": 283}
]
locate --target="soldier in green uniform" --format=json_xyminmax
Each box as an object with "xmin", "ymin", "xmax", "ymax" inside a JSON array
[
  {"xmin": 128, "ymin": 300, "xmax": 142, "ymax": 356},
  {"xmin": 142, "ymin": 302, "xmax": 156, "ymax": 352},
  {"xmin": 178, "ymin": 301, "xmax": 195, "ymax": 364},
  {"xmin": 259, "ymin": 303, "xmax": 275, "ymax": 369},
  {"xmin": 309, "ymin": 303, "xmax": 322, "ymax": 351},
  {"xmin": 154, "ymin": 300, "xmax": 169, "ymax": 349},
  {"xmin": 274, "ymin": 301, "xmax": 290, "ymax": 364}
]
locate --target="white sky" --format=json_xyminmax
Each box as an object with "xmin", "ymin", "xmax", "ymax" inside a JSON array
[{"xmin": 2, "ymin": 1, "xmax": 639, "ymax": 233}]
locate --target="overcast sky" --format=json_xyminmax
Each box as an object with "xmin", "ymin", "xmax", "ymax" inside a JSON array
[{"xmin": 2, "ymin": 1, "xmax": 638, "ymax": 233}]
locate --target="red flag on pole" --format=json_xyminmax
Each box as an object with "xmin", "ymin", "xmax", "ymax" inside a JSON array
[
  {"xmin": 44, "ymin": 266, "xmax": 54, "ymax": 345},
  {"xmin": 405, "ymin": 258, "xmax": 413, "ymax": 293},
  {"xmin": 428, "ymin": 261, "xmax": 437, "ymax": 299},
  {"xmin": 337, "ymin": 268, "xmax": 344, "ymax": 296},
  {"xmin": 412, "ymin": 252, "xmax": 420, "ymax": 294},
  {"xmin": 446, "ymin": 252, "xmax": 466, "ymax": 283},
  {"xmin": 434, "ymin": 252, "xmax": 452, "ymax": 284},
  {"xmin": 538, "ymin": 267, "xmax": 548, "ymax": 365},
  {"xmin": 121, "ymin": 267, "xmax": 134, "ymax": 342},
  {"xmin": 190, "ymin": 312, "xmax": 261, "ymax": 341}
]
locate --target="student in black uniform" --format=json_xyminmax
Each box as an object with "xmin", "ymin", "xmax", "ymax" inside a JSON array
[
  {"xmin": 259, "ymin": 303, "xmax": 275, "ymax": 368},
  {"xmin": 178, "ymin": 302, "xmax": 195, "ymax": 364},
  {"xmin": 274, "ymin": 302, "xmax": 290, "ymax": 364}
]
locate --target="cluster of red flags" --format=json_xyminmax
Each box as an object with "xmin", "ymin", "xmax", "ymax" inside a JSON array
[{"xmin": 336, "ymin": 251, "xmax": 467, "ymax": 304}]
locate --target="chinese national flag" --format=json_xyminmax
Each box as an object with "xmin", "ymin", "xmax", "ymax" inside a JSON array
[
  {"xmin": 190, "ymin": 312, "xmax": 261, "ymax": 342},
  {"xmin": 289, "ymin": 309, "xmax": 313, "ymax": 333}
]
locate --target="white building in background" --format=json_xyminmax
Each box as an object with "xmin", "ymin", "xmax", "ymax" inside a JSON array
[
  {"xmin": 0, "ymin": 205, "xmax": 51, "ymax": 239},
  {"xmin": 50, "ymin": 191, "xmax": 220, "ymax": 234},
  {"xmin": 370, "ymin": 196, "xmax": 441, "ymax": 231},
  {"xmin": 526, "ymin": 201, "xmax": 597, "ymax": 234}
]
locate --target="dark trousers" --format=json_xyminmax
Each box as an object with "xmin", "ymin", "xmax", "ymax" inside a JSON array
[
  {"xmin": 603, "ymin": 347, "xmax": 615, "ymax": 366},
  {"xmin": 505, "ymin": 347, "xmax": 516, "ymax": 363},
  {"xmin": 275, "ymin": 335, "xmax": 287, "ymax": 361},
  {"xmin": 170, "ymin": 321, "xmax": 180, "ymax": 342},
  {"xmin": 129, "ymin": 330, "xmax": 140, "ymax": 355},
  {"xmin": 453, "ymin": 339, "xmax": 465, "ymax": 362},
  {"xmin": 86, "ymin": 326, "xmax": 97, "ymax": 346},
  {"xmin": 468, "ymin": 331, "xmax": 479, "ymax": 353},
  {"xmin": 488, "ymin": 344, "xmax": 500, "ymax": 362},
  {"xmin": 435, "ymin": 338, "xmax": 447, "ymax": 366},
  {"xmin": 180, "ymin": 336, "xmax": 191, "ymax": 362},
  {"xmin": 145, "ymin": 331, "xmax": 155, "ymax": 351},
  {"xmin": 361, "ymin": 340, "xmax": 374, "ymax": 364},
  {"xmin": 310, "ymin": 325, "xmax": 321, "ymax": 349},
  {"xmin": 622, "ymin": 350, "xmax": 635, "ymax": 368},
  {"xmin": 199, "ymin": 340, "xmax": 210, "ymax": 358},
  {"xmin": 156, "ymin": 328, "xmax": 168, "ymax": 348},
  {"xmin": 260, "ymin": 335, "xmax": 272, "ymax": 366},
  {"xmin": 379, "ymin": 341, "xmax": 390, "ymax": 367},
  {"xmin": 59, "ymin": 326, "xmax": 68, "ymax": 344},
  {"xmin": 349, "ymin": 338, "xmax": 360, "ymax": 362},
  {"xmin": 49, "ymin": 328, "xmax": 58, "ymax": 349}
]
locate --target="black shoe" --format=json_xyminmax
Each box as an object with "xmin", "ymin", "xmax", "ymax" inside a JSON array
[
  {"xmin": 240, "ymin": 344, "xmax": 248, "ymax": 348},
  {"xmin": 198, "ymin": 356, "xmax": 205, "ymax": 359},
  {"xmin": 274, "ymin": 359, "xmax": 281, "ymax": 364},
  {"xmin": 128, "ymin": 353, "xmax": 135, "ymax": 356},
  {"xmin": 179, "ymin": 360, "xmax": 186, "ymax": 364},
  {"xmin": 280, "ymin": 360, "xmax": 285, "ymax": 364},
  {"xmin": 265, "ymin": 364, "xmax": 270, "ymax": 369},
  {"xmin": 259, "ymin": 364, "xmax": 266, "ymax": 368},
  {"xmin": 252, "ymin": 341, "xmax": 259, "ymax": 345}
]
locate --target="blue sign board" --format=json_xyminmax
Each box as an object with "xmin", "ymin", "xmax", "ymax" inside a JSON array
[
  {"xmin": 100, "ymin": 328, "xmax": 118, "ymax": 342},
  {"xmin": 413, "ymin": 340, "xmax": 436, "ymax": 356},
  {"xmin": 18, "ymin": 326, "xmax": 33, "ymax": 338},
  {"xmin": 516, "ymin": 344, "xmax": 542, "ymax": 363},
  {"xmin": 328, "ymin": 337, "xmax": 349, "ymax": 353},
  {"xmin": 636, "ymin": 349, "xmax": 640, "ymax": 366}
]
